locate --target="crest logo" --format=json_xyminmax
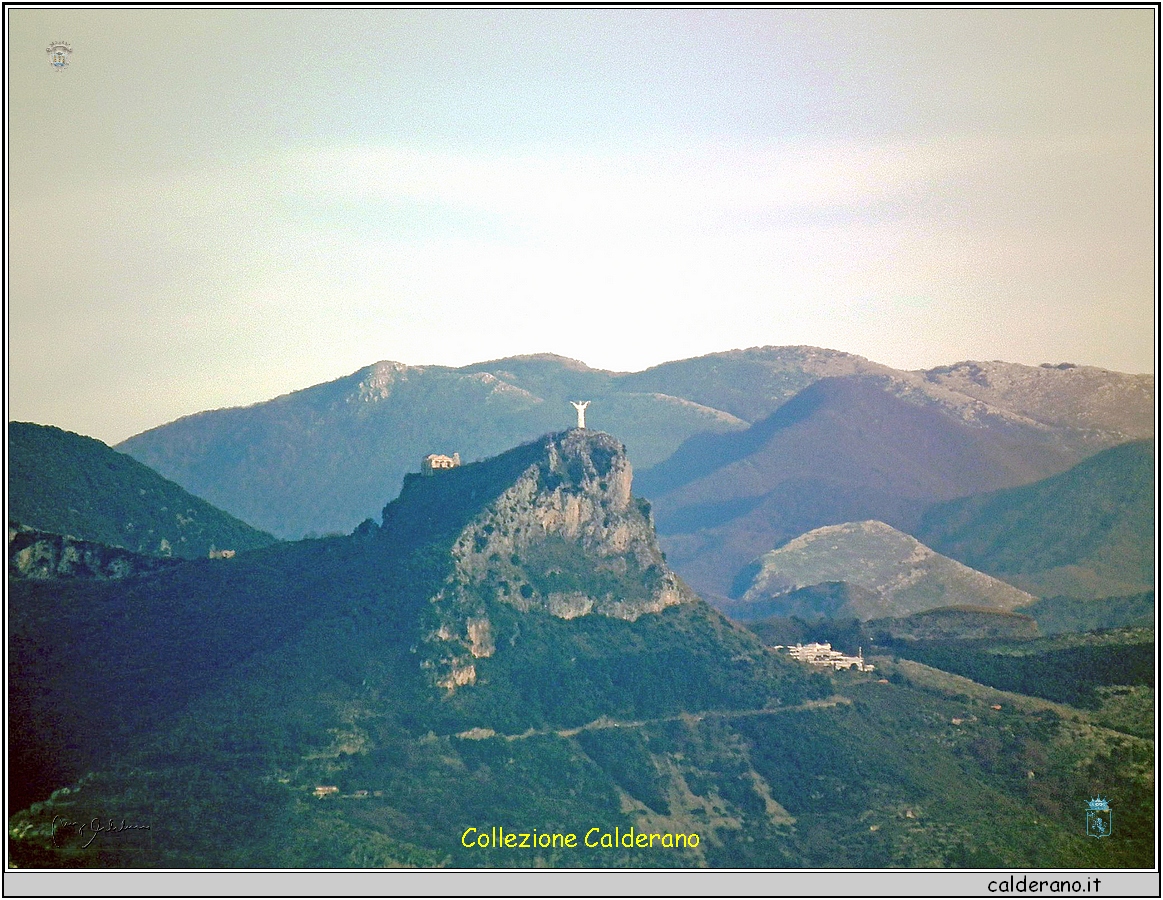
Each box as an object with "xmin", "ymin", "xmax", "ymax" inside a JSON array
[
  {"xmin": 46, "ymin": 41, "xmax": 71, "ymax": 72},
  {"xmin": 1085, "ymin": 797, "xmax": 1112, "ymax": 839}
]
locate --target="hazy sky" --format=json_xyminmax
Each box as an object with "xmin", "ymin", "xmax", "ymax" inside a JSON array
[{"xmin": 7, "ymin": 8, "xmax": 1157, "ymax": 445}]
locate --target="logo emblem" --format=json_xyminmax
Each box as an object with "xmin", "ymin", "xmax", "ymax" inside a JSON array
[
  {"xmin": 47, "ymin": 41, "xmax": 71, "ymax": 72},
  {"xmin": 1085, "ymin": 797, "xmax": 1112, "ymax": 838}
]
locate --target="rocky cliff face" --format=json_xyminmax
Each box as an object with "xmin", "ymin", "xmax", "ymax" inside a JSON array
[
  {"xmin": 396, "ymin": 430, "xmax": 697, "ymax": 690},
  {"xmin": 8, "ymin": 523, "xmax": 179, "ymax": 580}
]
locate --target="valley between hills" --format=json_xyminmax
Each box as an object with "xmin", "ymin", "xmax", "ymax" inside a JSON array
[{"xmin": 6, "ymin": 346, "xmax": 1155, "ymax": 868}]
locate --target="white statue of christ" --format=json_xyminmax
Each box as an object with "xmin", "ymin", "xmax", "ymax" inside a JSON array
[{"xmin": 570, "ymin": 401, "xmax": 590, "ymax": 429}]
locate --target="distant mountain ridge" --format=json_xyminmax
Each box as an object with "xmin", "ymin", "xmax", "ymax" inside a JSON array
[
  {"xmin": 8, "ymin": 422, "xmax": 276, "ymax": 559},
  {"xmin": 116, "ymin": 354, "xmax": 750, "ymax": 539},
  {"xmin": 919, "ymin": 361, "xmax": 1155, "ymax": 438}
]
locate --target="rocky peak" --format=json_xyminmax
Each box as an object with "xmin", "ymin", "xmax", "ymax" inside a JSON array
[{"xmin": 404, "ymin": 429, "xmax": 696, "ymax": 690}]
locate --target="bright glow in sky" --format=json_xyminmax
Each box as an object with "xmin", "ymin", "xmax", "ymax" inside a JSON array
[{"xmin": 7, "ymin": 8, "xmax": 1157, "ymax": 444}]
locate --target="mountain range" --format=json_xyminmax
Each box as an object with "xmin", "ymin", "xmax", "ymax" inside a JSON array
[
  {"xmin": 7, "ymin": 346, "xmax": 1155, "ymax": 869},
  {"xmin": 638, "ymin": 372, "xmax": 1149, "ymax": 601},
  {"xmin": 111, "ymin": 348, "xmax": 1153, "ymax": 548},
  {"xmin": 112, "ymin": 349, "xmax": 1153, "ymax": 606},
  {"xmin": 115, "ymin": 354, "xmax": 748, "ymax": 540}
]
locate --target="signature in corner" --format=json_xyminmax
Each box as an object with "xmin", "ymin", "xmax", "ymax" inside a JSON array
[{"xmin": 51, "ymin": 815, "xmax": 151, "ymax": 849}]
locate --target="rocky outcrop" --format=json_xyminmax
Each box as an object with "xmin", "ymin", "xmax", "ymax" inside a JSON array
[
  {"xmin": 410, "ymin": 430, "xmax": 697, "ymax": 690},
  {"xmin": 8, "ymin": 523, "xmax": 180, "ymax": 580}
]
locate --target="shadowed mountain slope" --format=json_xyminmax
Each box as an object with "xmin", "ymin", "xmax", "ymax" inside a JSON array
[{"xmin": 914, "ymin": 439, "xmax": 1156, "ymax": 600}]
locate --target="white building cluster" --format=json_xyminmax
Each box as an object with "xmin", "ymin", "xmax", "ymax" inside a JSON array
[{"xmin": 777, "ymin": 642, "xmax": 874, "ymax": 672}]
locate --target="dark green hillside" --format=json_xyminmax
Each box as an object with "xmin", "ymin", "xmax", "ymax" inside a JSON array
[
  {"xmin": 864, "ymin": 606, "xmax": 1040, "ymax": 642},
  {"xmin": 915, "ymin": 439, "xmax": 1155, "ymax": 600},
  {"xmin": 8, "ymin": 542, "xmax": 345, "ymax": 814},
  {"xmin": 428, "ymin": 602, "xmax": 825, "ymax": 737},
  {"xmin": 10, "ymin": 643, "xmax": 1153, "ymax": 868},
  {"xmin": 744, "ymin": 615, "xmax": 1152, "ymax": 712},
  {"xmin": 884, "ymin": 629, "xmax": 1155, "ymax": 710},
  {"xmin": 8, "ymin": 422, "xmax": 276, "ymax": 559}
]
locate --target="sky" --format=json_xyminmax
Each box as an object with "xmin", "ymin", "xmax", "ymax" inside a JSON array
[{"xmin": 7, "ymin": 7, "xmax": 1157, "ymax": 445}]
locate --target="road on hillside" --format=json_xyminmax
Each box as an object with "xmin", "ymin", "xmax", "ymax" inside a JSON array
[{"xmin": 452, "ymin": 695, "xmax": 852, "ymax": 743}]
